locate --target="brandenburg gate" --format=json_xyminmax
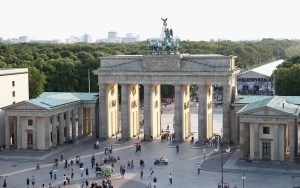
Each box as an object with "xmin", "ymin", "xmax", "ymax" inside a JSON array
[{"xmin": 93, "ymin": 20, "xmax": 240, "ymax": 142}]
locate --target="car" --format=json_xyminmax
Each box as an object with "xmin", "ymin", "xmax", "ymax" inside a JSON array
[{"xmin": 154, "ymin": 157, "xmax": 168, "ymax": 165}]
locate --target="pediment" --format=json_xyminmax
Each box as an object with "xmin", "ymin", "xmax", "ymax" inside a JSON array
[
  {"xmin": 3, "ymin": 101, "xmax": 45, "ymax": 111},
  {"xmin": 242, "ymin": 107, "xmax": 295, "ymax": 117}
]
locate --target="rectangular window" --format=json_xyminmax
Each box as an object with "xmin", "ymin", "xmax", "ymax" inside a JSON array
[
  {"xmin": 263, "ymin": 127, "xmax": 270, "ymax": 134},
  {"xmin": 64, "ymin": 114, "xmax": 66, "ymax": 120},
  {"xmin": 263, "ymin": 142, "xmax": 271, "ymax": 155},
  {"xmin": 50, "ymin": 118, "xmax": 52, "ymax": 124},
  {"xmin": 28, "ymin": 133, "xmax": 33, "ymax": 144},
  {"xmin": 12, "ymin": 91, "xmax": 15, "ymax": 97},
  {"xmin": 12, "ymin": 81, "xmax": 15, "ymax": 87},
  {"xmin": 28, "ymin": 119, "xmax": 33, "ymax": 126}
]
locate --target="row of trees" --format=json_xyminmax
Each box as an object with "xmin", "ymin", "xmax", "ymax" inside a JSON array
[{"xmin": 0, "ymin": 38, "xmax": 300, "ymax": 98}]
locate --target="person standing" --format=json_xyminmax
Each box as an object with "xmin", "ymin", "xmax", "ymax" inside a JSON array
[
  {"xmin": 176, "ymin": 145, "xmax": 179, "ymax": 154},
  {"xmin": 61, "ymin": 152, "xmax": 64, "ymax": 161},
  {"xmin": 131, "ymin": 159, "xmax": 134, "ymax": 169},
  {"xmin": 63, "ymin": 174, "xmax": 67, "ymax": 185},
  {"xmin": 26, "ymin": 177, "xmax": 30, "ymax": 187},
  {"xmin": 197, "ymin": 163, "xmax": 201, "ymax": 174},
  {"xmin": 80, "ymin": 167, "xmax": 84, "ymax": 177},
  {"xmin": 140, "ymin": 170, "xmax": 144, "ymax": 180},
  {"xmin": 169, "ymin": 173, "xmax": 172, "ymax": 184},
  {"xmin": 85, "ymin": 167, "xmax": 89, "ymax": 176},
  {"xmin": 49, "ymin": 170, "xmax": 53, "ymax": 179},
  {"xmin": 203, "ymin": 148, "xmax": 206, "ymax": 160},
  {"xmin": 31, "ymin": 176, "xmax": 35, "ymax": 188}
]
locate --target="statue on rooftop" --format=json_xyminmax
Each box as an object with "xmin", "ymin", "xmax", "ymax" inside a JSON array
[{"xmin": 147, "ymin": 18, "xmax": 180, "ymax": 55}]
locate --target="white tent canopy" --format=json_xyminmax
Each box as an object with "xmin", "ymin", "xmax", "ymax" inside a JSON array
[{"xmin": 237, "ymin": 60, "xmax": 284, "ymax": 79}]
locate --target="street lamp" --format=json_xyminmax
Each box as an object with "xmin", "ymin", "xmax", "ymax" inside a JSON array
[
  {"xmin": 215, "ymin": 136, "xmax": 231, "ymax": 188},
  {"xmin": 242, "ymin": 173, "xmax": 246, "ymax": 188}
]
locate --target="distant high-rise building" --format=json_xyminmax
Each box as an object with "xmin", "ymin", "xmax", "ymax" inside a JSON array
[
  {"xmin": 81, "ymin": 34, "xmax": 92, "ymax": 43},
  {"xmin": 66, "ymin": 36, "xmax": 80, "ymax": 44},
  {"xmin": 108, "ymin": 31, "xmax": 117, "ymax": 40},
  {"xmin": 121, "ymin": 33, "xmax": 139, "ymax": 43},
  {"xmin": 0, "ymin": 37, "xmax": 3, "ymax": 43},
  {"xmin": 18, "ymin": 36, "xmax": 29, "ymax": 43}
]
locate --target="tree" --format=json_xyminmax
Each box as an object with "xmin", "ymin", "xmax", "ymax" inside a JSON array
[
  {"xmin": 275, "ymin": 56, "xmax": 300, "ymax": 95},
  {"xmin": 28, "ymin": 66, "xmax": 47, "ymax": 98}
]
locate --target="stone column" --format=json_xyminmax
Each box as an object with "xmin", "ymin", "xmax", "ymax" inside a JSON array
[
  {"xmin": 222, "ymin": 84, "xmax": 232, "ymax": 139},
  {"xmin": 66, "ymin": 111, "xmax": 71, "ymax": 140},
  {"xmin": 5, "ymin": 116, "xmax": 10, "ymax": 149},
  {"xmin": 99, "ymin": 84, "xmax": 107, "ymax": 138},
  {"xmin": 143, "ymin": 84, "xmax": 151, "ymax": 139},
  {"xmin": 198, "ymin": 84, "xmax": 207, "ymax": 142},
  {"xmin": 83, "ymin": 108, "xmax": 87, "ymax": 136},
  {"xmin": 17, "ymin": 116, "xmax": 22, "ymax": 149},
  {"xmin": 78, "ymin": 108, "xmax": 83, "ymax": 137},
  {"xmin": 87, "ymin": 108, "xmax": 92, "ymax": 135},
  {"xmin": 44, "ymin": 116, "xmax": 50, "ymax": 149},
  {"xmin": 174, "ymin": 85, "xmax": 183, "ymax": 142},
  {"xmin": 254, "ymin": 123, "xmax": 259, "ymax": 160},
  {"xmin": 274, "ymin": 124, "xmax": 279, "ymax": 160},
  {"xmin": 71, "ymin": 110, "xmax": 77, "ymax": 140},
  {"xmin": 121, "ymin": 84, "xmax": 129, "ymax": 140},
  {"xmin": 92, "ymin": 107, "xmax": 96, "ymax": 137},
  {"xmin": 59, "ymin": 113, "xmax": 64, "ymax": 145},
  {"xmin": 289, "ymin": 122, "xmax": 295, "ymax": 162},
  {"xmin": 239, "ymin": 122, "xmax": 245, "ymax": 158},
  {"xmin": 52, "ymin": 115, "xmax": 58, "ymax": 147},
  {"xmin": 32, "ymin": 116, "xmax": 37, "ymax": 150}
]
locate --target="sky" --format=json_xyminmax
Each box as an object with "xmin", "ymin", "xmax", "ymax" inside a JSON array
[{"xmin": 1, "ymin": 0, "xmax": 300, "ymax": 42}]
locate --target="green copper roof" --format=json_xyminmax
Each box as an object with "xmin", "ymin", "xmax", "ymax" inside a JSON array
[
  {"xmin": 27, "ymin": 92, "xmax": 98, "ymax": 109},
  {"xmin": 237, "ymin": 96, "xmax": 300, "ymax": 115},
  {"xmin": 235, "ymin": 95, "xmax": 300, "ymax": 105}
]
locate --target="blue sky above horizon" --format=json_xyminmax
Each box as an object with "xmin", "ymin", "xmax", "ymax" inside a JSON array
[{"xmin": 1, "ymin": 0, "xmax": 299, "ymax": 42}]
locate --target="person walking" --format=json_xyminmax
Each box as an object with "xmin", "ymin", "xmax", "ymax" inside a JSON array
[
  {"xmin": 176, "ymin": 145, "xmax": 179, "ymax": 154},
  {"xmin": 140, "ymin": 170, "xmax": 144, "ymax": 180},
  {"xmin": 3, "ymin": 179, "xmax": 7, "ymax": 188},
  {"xmin": 26, "ymin": 177, "xmax": 30, "ymax": 187},
  {"xmin": 203, "ymin": 148, "xmax": 206, "ymax": 160},
  {"xmin": 197, "ymin": 163, "xmax": 201, "ymax": 174},
  {"xmin": 169, "ymin": 173, "xmax": 172, "ymax": 184},
  {"xmin": 31, "ymin": 176, "xmax": 35, "ymax": 188},
  {"xmin": 153, "ymin": 176, "xmax": 157, "ymax": 188},
  {"xmin": 50, "ymin": 170, "xmax": 53, "ymax": 179}
]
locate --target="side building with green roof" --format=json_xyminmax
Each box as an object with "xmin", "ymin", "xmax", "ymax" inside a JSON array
[
  {"xmin": 231, "ymin": 95, "xmax": 300, "ymax": 162},
  {"xmin": 2, "ymin": 92, "xmax": 99, "ymax": 150}
]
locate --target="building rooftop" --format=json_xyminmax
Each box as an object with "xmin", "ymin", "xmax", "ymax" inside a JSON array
[
  {"xmin": 237, "ymin": 96, "xmax": 300, "ymax": 115},
  {"xmin": 0, "ymin": 68, "xmax": 28, "ymax": 75},
  {"xmin": 234, "ymin": 95, "xmax": 300, "ymax": 105},
  {"xmin": 27, "ymin": 92, "xmax": 98, "ymax": 109}
]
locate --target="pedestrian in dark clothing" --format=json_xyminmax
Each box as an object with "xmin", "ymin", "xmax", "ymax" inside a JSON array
[
  {"xmin": 3, "ymin": 179, "xmax": 7, "ymax": 188},
  {"xmin": 85, "ymin": 168, "xmax": 89, "ymax": 176},
  {"xmin": 26, "ymin": 177, "xmax": 30, "ymax": 187},
  {"xmin": 50, "ymin": 170, "xmax": 53, "ymax": 179},
  {"xmin": 153, "ymin": 177, "xmax": 157, "ymax": 188},
  {"xmin": 140, "ymin": 170, "xmax": 144, "ymax": 180}
]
